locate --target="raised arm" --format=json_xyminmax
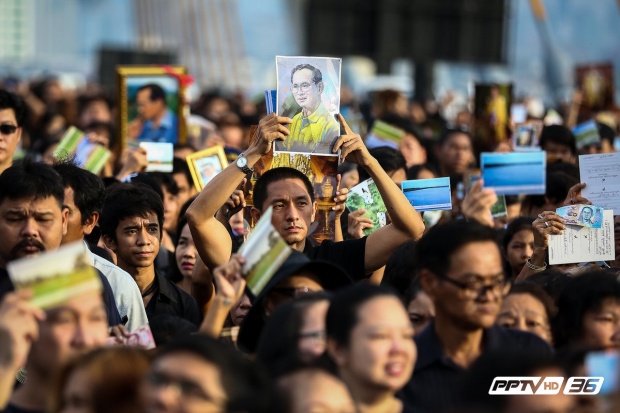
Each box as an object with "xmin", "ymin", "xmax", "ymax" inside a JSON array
[
  {"xmin": 333, "ymin": 114, "xmax": 425, "ymax": 273},
  {"xmin": 186, "ymin": 114, "xmax": 292, "ymax": 273}
]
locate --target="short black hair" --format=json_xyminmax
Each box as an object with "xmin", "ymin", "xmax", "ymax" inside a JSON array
[
  {"xmin": 99, "ymin": 183, "xmax": 164, "ymax": 242},
  {"xmin": 290, "ymin": 64, "xmax": 322, "ymax": 84},
  {"xmin": 52, "ymin": 159, "xmax": 106, "ymax": 225},
  {"xmin": 172, "ymin": 157, "xmax": 193, "ymax": 189},
  {"xmin": 0, "ymin": 89, "xmax": 27, "ymax": 127},
  {"xmin": 438, "ymin": 127, "xmax": 473, "ymax": 147},
  {"xmin": 84, "ymin": 121, "xmax": 117, "ymax": 150},
  {"xmin": 521, "ymin": 171, "xmax": 578, "ymax": 211},
  {"xmin": 597, "ymin": 121, "xmax": 615, "ymax": 146},
  {"xmin": 381, "ymin": 240, "xmax": 417, "ymax": 297},
  {"xmin": 502, "ymin": 217, "xmax": 534, "ymax": 251},
  {"xmin": 415, "ymin": 220, "xmax": 499, "ymax": 276},
  {"xmin": 326, "ymin": 284, "xmax": 399, "ymax": 347},
  {"xmin": 552, "ymin": 269, "xmax": 620, "ymax": 349},
  {"xmin": 0, "ymin": 159, "xmax": 64, "ymax": 208},
  {"xmin": 77, "ymin": 94, "xmax": 112, "ymax": 118},
  {"xmin": 508, "ymin": 282, "xmax": 557, "ymax": 321},
  {"xmin": 156, "ymin": 335, "xmax": 274, "ymax": 413},
  {"xmin": 147, "ymin": 172, "xmax": 179, "ymax": 196},
  {"xmin": 137, "ymin": 83, "xmax": 166, "ymax": 103},
  {"xmin": 358, "ymin": 146, "xmax": 406, "ymax": 182},
  {"xmin": 539, "ymin": 125, "xmax": 577, "ymax": 155},
  {"xmin": 253, "ymin": 167, "xmax": 315, "ymax": 212}
]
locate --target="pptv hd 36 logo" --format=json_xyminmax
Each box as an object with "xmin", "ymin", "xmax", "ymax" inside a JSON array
[{"xmin": 489, "ymin": 377, "xmax": 604, "ymax": 395}]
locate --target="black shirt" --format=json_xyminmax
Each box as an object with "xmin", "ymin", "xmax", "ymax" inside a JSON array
[
  {"xmin": 399, "ymin": 321, "xmax": 553, "ymax": 413},
  {"xmin": 1, "ymin": 404, "xmax": 43, "ymax": 413},
  {"xmin": 145, "ymin": 271, "xmax": 201, "ymax": 326},
  {"xmin": 303, "ymin": 237, "xmax": 367, "ymax": 281}
]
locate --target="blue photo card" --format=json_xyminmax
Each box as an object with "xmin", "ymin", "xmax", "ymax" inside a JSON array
[
  {"xmin": 401, "ymin": 177, "xmax": 452, "ymax": 212},
  {"xmin": 481, "ymin": 152, "xmax": 546, "ymax": 195},
  {"xmin": 265, "ymin": 90, "xmax": 277, "ymax": 115}
]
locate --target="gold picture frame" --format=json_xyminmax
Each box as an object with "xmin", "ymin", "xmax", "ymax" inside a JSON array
[
  {"xmin": 116, "ymin": 65, "xmax": 187, "ymax": 151},
  {"xmin": 186, "ymin": 146, "xmax": 229, "ymax": 191}
]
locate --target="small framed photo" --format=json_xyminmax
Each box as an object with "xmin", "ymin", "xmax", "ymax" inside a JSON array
[
  {"xmin": 117, "ymin": 66, "xmax": 187, "ymax": 150},
  {"xmin": 186, "ymin": 146, "xmax": 228, "ymax": 191}
]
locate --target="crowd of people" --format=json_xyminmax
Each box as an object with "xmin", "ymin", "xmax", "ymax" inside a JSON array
[{"xmin": 0, "ymin": 74, "xmax": 619, "ymax": 413}]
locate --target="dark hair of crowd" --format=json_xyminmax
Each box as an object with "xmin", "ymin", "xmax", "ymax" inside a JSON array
[
  {"xmin": 552, "ymin": 269, "xmax": 620, "ymax": 349},
  {"xmin": 256, "ymin": 292, "xmax": 332, "ymax": 378},
  {"xmin": 53, "ymin": 158, "xmax": 106, "ymax": 225},
  {"xmin": 381, "ymin": 240, "xmax": 417, "ymax": 297},
  {"xmin": 326, "ymin": 284, "xmax": 400, "ymax": 347},
  {"xmin": 99, "ymin": 183, "xmax": 164, "ymax": 242},
  {"xmin": 0, "ymin": 89, "xmax": 27, "ymax": 127},
  {"xmin": 539, "ymin": 124, "xmax": 577, "ymax": 156},
  {"xmin": 358, "ymin": 146, "xmax": 406, "ymax": 182},
  {"xmin": 252, "ymin": 167, "xmax": 315, "ymax": 212},
  {"xmin": 0, "ymin": 158, "xmax": 64, "ymax": 208},
  {"xmin": 156, "ymin": 334, "xmax": 275, "ymax": 413},
  {"xmin": 415, "ymin": 220, "xmax": 499, "ymax": 277}
]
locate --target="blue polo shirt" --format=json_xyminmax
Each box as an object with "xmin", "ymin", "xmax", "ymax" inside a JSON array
[{"xmin": 138, "ymin": 109, "xmax": 178, "ymax": 143}]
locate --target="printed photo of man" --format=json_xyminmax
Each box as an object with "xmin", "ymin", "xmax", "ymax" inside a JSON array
[
  {"xmin": 128, "ymin": 83, "xmax": 178, "ymax": 144},
  {"xmin": 275, "ymin": 60, "xmax": 340, "ymax": 155}
]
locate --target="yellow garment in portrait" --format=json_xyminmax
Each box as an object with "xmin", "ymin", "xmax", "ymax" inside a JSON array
[{"xmin": 284, "ymin": 102, "xmax": 340, "ymax": 154}]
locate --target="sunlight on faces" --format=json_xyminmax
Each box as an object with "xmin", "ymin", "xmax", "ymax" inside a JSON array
[
  {"xmin": 230, "ymin": 294, "xmax": 252, "ymax": 326},
  {"xmin": 291, "ymin": 68, "xmax": 323, "ymax": 115},
  {"xmin": 253, "ymin": 178, "xmax": 316, "ymax": 247},
  {"xmin": 0, "ymin": 195, "xmax": 68, "ymax": 267},
  {"xmin": 143, "ymin": 353, "xmax": 227, "ymax": 413},
  {"xmin": 407, "ymin": 291, "xmax": 435, "ymax": 336},
  {"xmin": 175, "ymin": 223, "xmax": 197, "ymax": 279},
  {"xmin": 332, "ymin": 296, "xmax": 416, "ymax": 393},
  {"xmin": 29, "ymin": 291, "xmax": 108, "ymax": 377},
  {"xmin": 505, "ymin": 229, "xmax": 534, "ymax": 277},
  {"xmin": 279, "ymin": 369, "xmax": 356, "ymax": 413},
  {"xmin": 399, "ymin": 134, "xmax": 426, "ymax": 168},
  {"xmin": 579, "ymin": 297, "xmax": 620, "ymax": 350},
  {"xmin": 423, "ymin": 241, "xmax": 505, "ymax": 330},
  {"xmin": 298, "ymin": 300, "xmax": 329, "ymax": 361},
  {"xmin": 0, "ymin": 108, "xmax": 22, "ymax": 168},
  {"xmin": 105, "ymin": 212, "xmax": 161, "ymax": 274},
  {"xmin": 497, "ymin": 293, "xmax": 552, "ymax": 344}
]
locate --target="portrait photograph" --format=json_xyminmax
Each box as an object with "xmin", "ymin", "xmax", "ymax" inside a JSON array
[
  {"xmin": 117, "ymin": 66, "xmax": 187, "ymax": 150},
  {"xmin": 274, "ymin": 56, "xmax": 342, "ymax": 156},
  {"xmin": 474, "ymin": 83, "xmax": 513, "ymax": 151},
  {"xmin": 186, "ymin": 146, "xmax": 228, "ymax": 191},
  {"xmin": 575, "ymin": 62, "xmax": 614, "ymax": 113}
]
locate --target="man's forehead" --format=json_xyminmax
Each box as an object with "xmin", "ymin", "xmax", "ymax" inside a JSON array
[
  {"xmin": 266, "ymin": 179, "xmax": 311, "ymax": 199},
  {"xmin": 121, "ymin": 213, "xmax": 158, "ymax": 224},
  {"xmin": 292, "ymin": 68, "xmax": 313, "ymax": 81},
  {"xmin": 0, "ymin": 196, "xmax": 62, "ymax": 212}
]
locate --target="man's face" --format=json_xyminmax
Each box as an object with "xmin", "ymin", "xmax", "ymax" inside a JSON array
[
  {"xmin": 0, "ymin": 108, "xmax": 22, "ymax": 168},
  {"xmin": 582, "ymin": 208, "xmax": 593, "ymax": 221},
  {"xmin": 62, "ymin": 186, "xmax": 86, "ymax": 245},
  {"xmin": 104, "ymin": 212, "xmax": 161, "ymax": 275},
  {"xmin": 0, "ymin": 195, "xmax": 68, "ymax": 268},
  {"xmin": 291, "ymin": 69, "xmax": 322, "ymax": 112},
  {"xmin": 173, "ymin": 172, "xmax": 196, "ymax": 208},
  {"xmin": 438, "ymin": 133, "xmax": 473, "ymax": 175},
  {"xmin": 143, "ymin": 352, "xmax": 228, "ymax": 413},
  {"xmin": 136, "ymin": 89, "xmax": 162, "ymax": 121},
  {"xmin": 255, "ymin": 178, "xmax": 316, "ymax": 247},
  {"xmin": 422, "ymin": 241, "xmax": 506, "ymax": 330},
  {"xmin": 28, "ymin": 291, "xmax": 108, "ymax": 377},
  {"xmin": 543, "ymin": 141, "xmax": 575, "ymax": 164}
]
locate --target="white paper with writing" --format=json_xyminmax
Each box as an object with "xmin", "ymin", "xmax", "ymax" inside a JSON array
[
  {"xmin": 548, "ymin": 210, "xmax": 615, "ymax": 265},
  {"xmin": 579, "ymin": 153, "xmax": 620, "ymax": 215}
]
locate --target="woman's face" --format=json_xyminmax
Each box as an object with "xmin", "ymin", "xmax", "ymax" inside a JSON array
[
  {"xmin": 333, "ymin": 296, "xmax": 416, "ymax": 393},
  {"xmin": 162, "ymin": 187, "xmax": 179, "ymax": 232},
  {"xmin": 497, "ymin": 293, "xmax": 552, "ymax": 344},
  {"xmin": 230, "ymin": 294, "xmax": 252, "ymax": 326},
  {"xmin": 298, "ymin": 300, "xmax": 329, "ymax": 362},
  {"xmin": 579, "ymin": 297, "xmax": 620, "ymax": 350},
  {"xmin": 61, "ymin": 367, "xmax": 93, "ymax": 413},
  {"xmin": 175, "ymin": 224, "xmax": 197, "ymax": 279},
  {"xmin": 341, "ymin": 169, "xmax": 359, "ymax": 190},
  {"xmin": 407, "ymin": 291, "xmax": 434, "ymax": 336},
  {"xmin": 505, "ymin": 229, "xmax": 534, "ymax": 277}
]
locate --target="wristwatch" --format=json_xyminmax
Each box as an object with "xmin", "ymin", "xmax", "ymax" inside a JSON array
[{"xmin": 236, "ymin": 153, "xmax": 253, "ymax": 175}]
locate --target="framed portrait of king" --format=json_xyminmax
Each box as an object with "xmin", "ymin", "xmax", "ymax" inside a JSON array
[
  {"xmin": 274, "ymin": 56, "xmax": 342, "ymax": 156},
  {"xmin": 117, "ymin": 66, "xmax": 187, "ymax": 150}
]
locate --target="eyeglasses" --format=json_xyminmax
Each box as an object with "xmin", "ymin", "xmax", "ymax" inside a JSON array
[
  {"xmin": 298, "ymin": 330, "xmax": 326, "ymax": 342},
  {"xmin": 437, "ymin": 272, "xmax": 510, "ymax": 299},
  {"xmin": 291, "ymin": 82, "xmax": 315, "ymax": 93},
  {"xmin": 0, "ymin": 124, "xmax": 18, "ymax": 135},
  {"xmin": 270, "ymin": 286, "xmax": 316, "ymax": 298},
  {"xmin": 145, "ymin": 371, "xmax": 219, "ymax": 402}
]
